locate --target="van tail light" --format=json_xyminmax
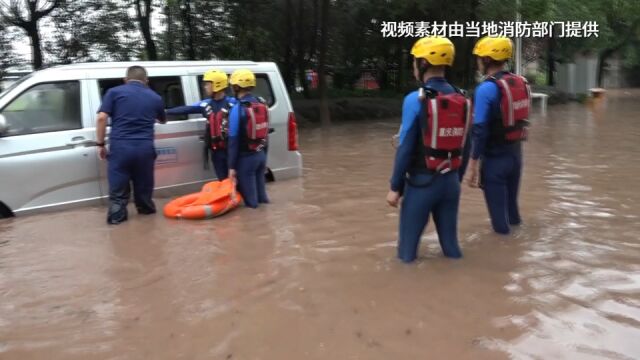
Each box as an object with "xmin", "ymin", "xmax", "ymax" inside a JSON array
[{"xmin": 287, "ymin": 112, "xmax": 299, "ymax": 151}]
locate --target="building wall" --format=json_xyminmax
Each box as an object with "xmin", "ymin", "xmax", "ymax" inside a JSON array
[
  {"xmin": 602, "ymin": 56, "xmax": 631, "ymax": 88},
  {"xmin": 556, "ymin": 53, "xmax": 630, "ymax": 96}
]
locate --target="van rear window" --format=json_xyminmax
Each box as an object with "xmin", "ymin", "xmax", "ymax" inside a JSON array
[
  {"xmin": 197, "ymin": 73, "xmax": 275, "ymax": 106},
  {"xmin": 98, "ymin": 77, "xmax": 188, "ymax": 121}
]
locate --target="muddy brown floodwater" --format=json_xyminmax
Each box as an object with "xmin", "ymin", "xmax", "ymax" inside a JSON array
[{"xmin": 1, "ymin": 90, "xmax": 639, "ymax": 360}]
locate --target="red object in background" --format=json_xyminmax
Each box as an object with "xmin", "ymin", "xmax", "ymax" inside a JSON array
[
  {"xmin": 306, "ymin": 70, "xmax": 318, "ymax": 89},
  {"xmin": 357, "ymin": 72, "xmax": 380, "ymax": 90}
]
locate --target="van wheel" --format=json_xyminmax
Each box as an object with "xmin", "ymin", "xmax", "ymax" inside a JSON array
[
  {"xmin": 0, "ymin": 202, "xmax": 15, "ymax": 219},
  {"xmin": 265, "ymin": 168, "xmax": 275, "ymax": 182}
]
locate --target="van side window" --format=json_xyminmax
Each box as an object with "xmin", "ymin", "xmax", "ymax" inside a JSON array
[
  {"xmin": 0, "ymin": 81, "xmax": 81, "ymax": 137},
  {"xmin": 197, "ymin": 73, "xmax": 275, "ymax": 106},
  {"xmin": 98, "ymin": 77, "xmax": 188, "ymax": 121},
  {"xmin": 254, "ymin": 75, "xmax": 275, "ymax": 106}
]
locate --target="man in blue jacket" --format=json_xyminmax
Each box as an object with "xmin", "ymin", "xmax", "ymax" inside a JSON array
[
  {"xmin": 466, "ymin": 36, "xmax": 528, "ymax": 234},
  {"xmin": 96, "ymin": 65, "xmax": 166, "ymax": 224},
  {"xmin": 166, "ymin": 69, "xmax": 236, "ymax": 179},
  {"xmin": 227, "ymin": 69, "xmax": 270, "ymax": 209},
  {"xmin": 387, "ymin": 37, "xmax": 471, "ymax": 263}
]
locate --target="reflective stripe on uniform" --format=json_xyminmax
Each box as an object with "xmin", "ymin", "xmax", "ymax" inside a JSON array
[
  {"xmin": 429, "ymin": 98, "xmax": 438, "ymax": 160},
  {"xmin": 247, "ymin": 107, "xmax": 257, "ymax": 139},
  {"xmin": 499, "ymin": 79, "xmax": 514, "ymax": 126}
]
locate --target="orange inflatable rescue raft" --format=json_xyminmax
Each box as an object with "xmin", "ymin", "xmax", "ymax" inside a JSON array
[{"xmin": 163, "ymin": 179, "xmax": 243, "ymax": 219}]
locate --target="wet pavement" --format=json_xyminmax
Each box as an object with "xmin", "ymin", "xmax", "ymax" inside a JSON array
[{"xmin": 1, "ymin": 90, "xmax": 639, "ymax": 359}]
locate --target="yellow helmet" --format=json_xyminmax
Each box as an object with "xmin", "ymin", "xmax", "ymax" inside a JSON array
[
  {"xmin": 410, "ymin": 37, "xmax": 455, "ymax": 66},
  {"xmin": 230, "ymin": 69, "xmax": 256, "ymax": 88},
  {"xmin": 202, "ymin": 69, "xmax": 228, "ymax": 92},
  {"xmin": 473, "ymin": 36, "xmax": 513, "ymax": 61}
]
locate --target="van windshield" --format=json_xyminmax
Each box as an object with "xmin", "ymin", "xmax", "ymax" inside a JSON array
[{"xmin": 0, "ymin": 73, "xmax": 33, "ymax": 99}]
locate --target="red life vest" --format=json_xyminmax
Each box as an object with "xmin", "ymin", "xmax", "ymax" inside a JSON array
[
  {"xmin": 488, "ymin": 72, "xmax": 531, "ymax": 143},
  {"xmin": 208, "ymin": 105, "xmax": 231, "ymax": 150},
  {"xmin": 242, "ymin": 99, "xmax": 270, "ymax": 152},
  {"xmin": 420, "ymin": 88, "xmax": 472, "ymax": 173}
]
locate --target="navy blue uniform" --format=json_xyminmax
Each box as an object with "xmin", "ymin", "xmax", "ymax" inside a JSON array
[
  {"xmin": 98, "ymin": 81, "xmax": 166, "ymax": 224},
  {"xmin": 227, "ymin": 94, "xmax": 269, "ymax": 209},
  {"xmin": 166, "ymin": 97, "xmax": 236, "ymax": 180},
  {"xmin": 390, "ymin": 77, "xmax": 466, "ymax": 263},
  {"xmin": 472, "ymin": 71, "xmax": 523, "ymax": 234}
]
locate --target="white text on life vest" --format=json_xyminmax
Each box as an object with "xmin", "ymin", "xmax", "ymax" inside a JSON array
[{"xmin": 439, "ymin": 127, "xmax": 465, "ymax": 137}]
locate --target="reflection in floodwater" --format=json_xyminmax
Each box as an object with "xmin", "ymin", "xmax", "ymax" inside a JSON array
[{"xmin": 0, "ymin": 90, "xmax": 639, "ymax": 359}]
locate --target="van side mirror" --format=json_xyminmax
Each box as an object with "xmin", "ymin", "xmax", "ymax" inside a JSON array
[{"xmin": 0, "ymin": 114, "xmax": 8, "ymax": 136}]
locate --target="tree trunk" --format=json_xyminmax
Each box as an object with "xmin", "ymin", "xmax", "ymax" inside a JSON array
[
  {"xmin": 165, "ymin": 4, "xmax": 175, "ymax": 60},
  {"xmin": 183, "ymin": 0, "xmax": 195, "ymax": 60},
  {"xmin": 309, "ymin": 0, "xmax": 319, "ymax": 62},
  {"xmin": 295, "ymin": 0, "xmax": 310, "ymax": 98},
  {"xmin": 546, "ymin": 35, "xmax": 555, "ymax": 86},
  {"xmin": 136, "ymin": 0, "xmax": 158, "ymax": 61},
  {"xmin": 302, "ymin": 0, "xmax": 319, "ymax": 98},
  {"xmin": 141, "ymin": 24, "xmax": 158, "ymax": 61},
  {"xmin": 317, "ymin": 0, "xmax": 330, "ymax": 126},
  {"xmin": 282, "ymin": 0, "xmax": 294, "ymax": 91},
  {"xmin": 396, "ymin": 46, "xmax": 406, "ymax": 91},
  {"xmin": 597, "ymin": 49, "xmax": 615, "ymax": 87},
  {"xmin": 464, "ymin": 0, "xmax": 480, "ymax": 89},
  {"xmin": 27, "ymin": 24, "xmax": 43, "ymax": 69},
  {"xmin": 27, "ymin": 0, "xmax": 44, "ymax": 69}
]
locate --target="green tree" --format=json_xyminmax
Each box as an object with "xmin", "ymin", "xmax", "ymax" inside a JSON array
[
  {"xmin": 133, "ymin": 0, "xmax": 157, "ymax": 60},
  {"xmin": 46, "ymin": 0, "xmax": 140, "ymax": 63},
  {"xmin": 317, "ymin": 0, "xmax": 330, "ymax": 125},
  {"xmin": 0, "ymin": 19, "xmax": 17, "ymax": 87},
  {"xmin": 0, "ymin": 0, "xmax": 62, "ymax": 69}
]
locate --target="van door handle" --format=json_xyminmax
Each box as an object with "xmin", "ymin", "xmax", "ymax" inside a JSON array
[{"xmin": 66, "ymin": 136, "xmax": 95, "ymax": 147}]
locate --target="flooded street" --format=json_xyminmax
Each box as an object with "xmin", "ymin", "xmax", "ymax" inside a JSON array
[{"xmin": 1, "ymin": 90, "xmax": 640, "ymax": 359}]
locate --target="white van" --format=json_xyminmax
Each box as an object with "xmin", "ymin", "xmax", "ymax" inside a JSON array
[{"xmin": 0, "ymin": 61, "xmax": 302, "ymax": 218}]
